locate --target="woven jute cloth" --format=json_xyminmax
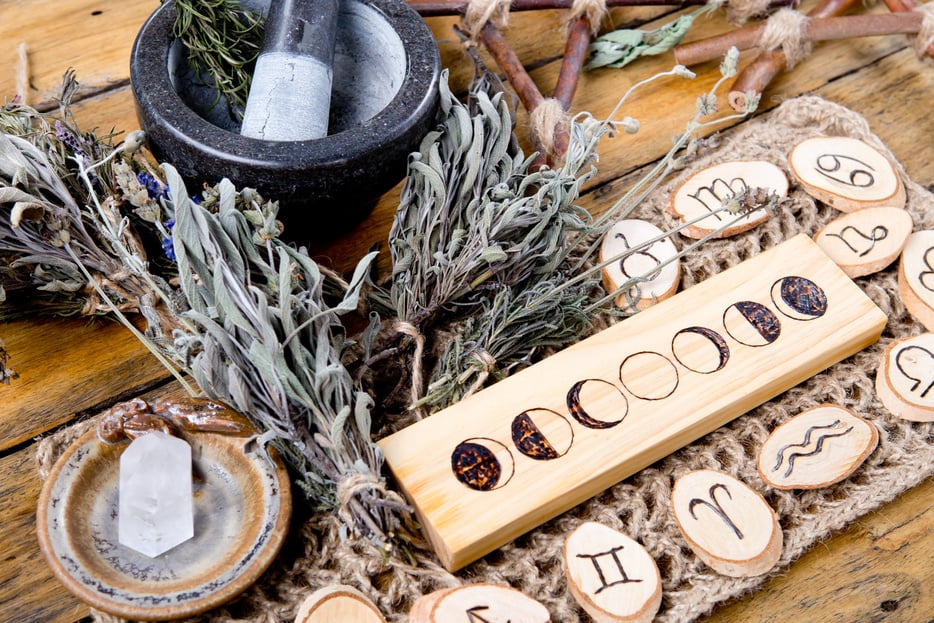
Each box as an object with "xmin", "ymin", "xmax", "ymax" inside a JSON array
[{"xmin": 37, "ymin": 95, "xmax": 934, "ymax": 622}]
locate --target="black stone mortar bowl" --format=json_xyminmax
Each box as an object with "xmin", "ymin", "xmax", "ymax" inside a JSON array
[{"xmin": 130, "ymin": 0, "xmax": 440, "ymax": 235}]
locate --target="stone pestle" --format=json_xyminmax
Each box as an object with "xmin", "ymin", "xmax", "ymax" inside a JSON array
[{"xmin": 240, "ymin": 0, "xmax": 339, "ymax": 140}]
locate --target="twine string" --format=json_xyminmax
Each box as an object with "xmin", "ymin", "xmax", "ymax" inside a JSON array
[
  {"xmin": 530, "ymin": 98, "xmax": 570, "ymax": 159},
  {"xmin": 757, "ymin": 7, "xmax": 813, "ymax": 68},
  {"xmin": 463, "ymin": 0, "xmax": 512, "ymax": 39},
  {"xmin": 913, "ymin": 2, "xmax": 934, "ymax": 58}
]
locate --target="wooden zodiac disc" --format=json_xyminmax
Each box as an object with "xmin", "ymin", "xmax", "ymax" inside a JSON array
[
  {"xmin": 788, "ymin": 136, "xmax": 905, "ymax": 212},
  {"xmin": 599, "ymin": 219, "xmax": 680, "ymax": 310},
  {"xmin": 409, "ymin": 583, "xmax": 550, "ymax": 623},
  {"xmin": 875, "ymin": 332, "xmax": 934, "ymax": 422},
  {"xmin": 294, "ymin": 585, "xmax": 385, "ymax": 623},
  {"xmin": 813, "ymin": 207, "xmax": 913, "ymax": 278},
  {"xmin": 671, "ymin": 470, "xmax": 782, "ymax": 577},
  {"xmin": 898, "ymin": 230, "xmax": 934, "ymax": 331},
  {"xmin": 669, "ymin": 161, "xmax": 786, "ymax": 239},
  {"xmin": 563, "ymin": 522, "xmax": 661, "ymax": 623},
  {"xmin": 757, "ymin": 404, "xmax": 878, "ymax": 489}
]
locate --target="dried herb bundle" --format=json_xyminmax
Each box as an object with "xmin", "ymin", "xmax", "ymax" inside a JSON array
[{"xmin": 165, "ymin": 167, "xmax": 409, "ymax": 543}]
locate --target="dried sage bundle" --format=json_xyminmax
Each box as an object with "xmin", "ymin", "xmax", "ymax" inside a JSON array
[{"xmin": 166, "ymin": 166, "xmax": 408, "ymax": 543}]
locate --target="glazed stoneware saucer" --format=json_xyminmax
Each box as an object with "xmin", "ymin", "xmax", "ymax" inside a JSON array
[{"xmin": 37, "ymin": 428, "xmax": 291, "ymax": 621}]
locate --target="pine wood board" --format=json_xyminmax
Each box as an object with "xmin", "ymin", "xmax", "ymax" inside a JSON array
[
  {"xmin": 379, "ymin": 235, "xmax": 887, "ymax": 570},
  {"xmin": 0, "ymin": 317, "xmax": 171, "ymax": 451}
]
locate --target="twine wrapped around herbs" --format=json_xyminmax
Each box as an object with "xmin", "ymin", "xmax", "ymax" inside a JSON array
[{"xmin": 757, "ymin": 7, "xmax": 812, "ymax": 67}]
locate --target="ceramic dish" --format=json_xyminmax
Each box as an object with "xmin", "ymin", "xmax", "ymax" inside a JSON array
[{"xmin": 37, "ymin": 428, "xmax": 291, "ymax": 620}]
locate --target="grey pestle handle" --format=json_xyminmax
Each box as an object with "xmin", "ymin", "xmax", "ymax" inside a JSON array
[{"xmin": 240, "ymin": 0, "xmax": 339, "ymax": 140}]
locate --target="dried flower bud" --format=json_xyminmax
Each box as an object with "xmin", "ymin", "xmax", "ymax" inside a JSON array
[
  {"xmin": 620, "ymin": 117, "xmax": 641, "ymax": 134},
  {"xmin": 743, "ymin": 90, "xmax": 762, "ymax": 114},
  {"xmin": 673, "ymin": 65, "xmax": 696, "ymax": 79},
  {"xmin": 720, "ymin": 46, "xmax": 740, "ymax": 78},
  {"xmin": 122, "ymin": 130, "xmax": 146, "ymax": 154},
  {"xmin": 696, "ymin": 93, "xmax": 718, "ymax": 116}
]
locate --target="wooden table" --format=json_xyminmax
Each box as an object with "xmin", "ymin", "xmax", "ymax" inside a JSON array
[{"xmin": 1, "ymin": 0, "xmax": 931, "ymax": 621}]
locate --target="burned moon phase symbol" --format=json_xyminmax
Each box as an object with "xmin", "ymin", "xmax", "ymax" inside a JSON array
[
  {"xmin": 771, "ymin": 276, "xmax": 828, "ymax": 321},
  {"xmin": 723, "ymin": 301, "xmax": 781, "ymax": 347},
  {"xmin": 567, "ymin": 379, "xmax": 629, "ymax": 429},
  {"xmin": 620, "ymin": 351, "xmax": 679, "ymax": 400},
  {"xmin": 451, "ymin": 438, "xmax": 515, "ymax": 491},
  {"xmin": 672, "ymin": 327, "xmax": 730, "ymax": 374},
  {"xmin": 512, "ymin": 408, "xmax": 574, "ymax": 460}
]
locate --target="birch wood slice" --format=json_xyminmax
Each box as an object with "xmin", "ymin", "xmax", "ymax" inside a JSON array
[
  {"xmin": 898, "ymin": 230, "xmax": 934, "ymax": 331},
  {"xmin": 409, "ymin": 583, "xmax": 551, "ymax": 623},
  {"xmin": 788, "ymin": 136, "xmax": 905, "ymax": 212},
  {"xmin": 563, "ymin": 522, "xmax": 661, "ymax": 623},
  {"xmin": 599, "ymin": 219, "xmax": 680, "ymax": 311},
  {"xmin": 756, "ymin": 404, "xmax": 879, "ymax": 489},
  {"xmin": 875, "ymin": 332, "xmax": 934, "ymax": 422},
  {"xmin": 813, "ymin": 207, "xmax": 913, "ymax": 278},
  {"xmin": 294, "ymin": 585, "xmax": 385, "ymax": 623},
  {"xmin": 671, "ymin": 470, "xmax": 782, "ymax": 577},
  {"xmin": 669, "ymin": 161, "xmax": 785, "ymax": 239}
]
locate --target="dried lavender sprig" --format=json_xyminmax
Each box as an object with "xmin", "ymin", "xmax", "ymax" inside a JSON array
[
  {"xmin": 0, "ymin": 337, "xmax": 17, "ymax": 384},
  {"xmin": 165, "ymin": 166, "xmax": 408, "ymax": 543}
]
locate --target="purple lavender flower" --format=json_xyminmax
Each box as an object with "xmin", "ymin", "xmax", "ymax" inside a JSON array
[
  {"xmin": 161, "ymin": 218, "xmax": 176, "ymax": 262},
  {"xmin": 137, "ymin": 172, "xmax": 169, "ymax": 200}
]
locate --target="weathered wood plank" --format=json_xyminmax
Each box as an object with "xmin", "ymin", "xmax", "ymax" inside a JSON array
[
  {"xmin": 0, "ymin": 317, "xmax": 171, "ymax": 451},
  {"xmin": 0, "ymin": 382, "xmax": 185, "ymax": 623},
  {"xmin": 703, "ymin": 477, "xmax": 934, "ymax": 622}
]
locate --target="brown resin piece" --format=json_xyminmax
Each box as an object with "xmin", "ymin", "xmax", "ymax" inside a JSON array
[
  {"xmin": 599, "ymin": 219, "xmax": 680, "ymax": 310},
  {"xmin": 563, "ymin": 522, "xmax": 661, "ymax": 623},
  {"xmin": 97, "ymin": 396, "xmax": 254, "ymax": 443},
  {"xmin": 671, "ymin": 470, "xmax": 782, "ymax": 577},
  {"xmin": 813, "ymin": 207, "xmax": 912, "ymax": 278},
  {"xmin": 788, "ymin": 136, "xmax": 905, "ymax": 212},
  {"xmin": 875, "ymin": 332, "xmax": 934, "ymax": 422},
  {"xmin": 757, "ymin": 404, "xmax": 879, "ymax": 489},
  {"xmin": 294, "ymin": 585, "xmax": 385, "ymax": 623},
  {"xmin": 409, "ymin": 583, "xmax": 550, "ymax": 622},
  {"xmin": 898, "ymin": 230, "xmax": 934, "ymax": 331},
  {"xmin": 669, "ymin": 161, "xmax": 786, "ymax": 239}
]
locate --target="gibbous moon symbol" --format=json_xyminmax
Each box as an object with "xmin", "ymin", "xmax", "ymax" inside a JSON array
[
  {"xmin": 771, "ymin": 276, "xmax": 828, "ymax": 320},
  {"xmin": 451, "ymin": 438, "xmax": 515, "ymax": 491},
  {"xmin": 672, "ymin": 326, "xmax": 730, "ymax": 373},
  {"xmin": 567, "ymin": 379, "xmax": 629, "ymax": 429},
  {"xmin": 723, "ymin": 301, "xmax": 782, "ymax": 347},
  {"xmin": 511, "ymin": 408, "xmax": 575, "ymax": 460}
]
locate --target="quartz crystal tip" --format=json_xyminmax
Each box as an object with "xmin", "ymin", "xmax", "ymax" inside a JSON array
[{"xmin": 118, "ymin": 431, "xmax": 194, "ymax": 557}]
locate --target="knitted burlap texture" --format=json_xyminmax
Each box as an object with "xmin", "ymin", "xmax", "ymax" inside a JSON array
[{"xmin": 37, "ymin": 94, "xmax": 934, "ymax": 622}]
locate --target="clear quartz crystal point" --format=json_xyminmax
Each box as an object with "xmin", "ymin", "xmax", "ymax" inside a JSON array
[{"xmin": 118, "ymin": 431, "xmax": 194, "ymax": 557}]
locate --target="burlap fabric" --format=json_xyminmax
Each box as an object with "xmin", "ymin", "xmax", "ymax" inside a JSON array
[{"xmin": 36, "ymin": 95, "xmax": 934, "ymax": 622}]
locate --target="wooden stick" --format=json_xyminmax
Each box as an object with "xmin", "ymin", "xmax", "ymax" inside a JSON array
[
  {"xmin": 478, "ymin": 22, "xmax": 569, "ymax": 164},
  {"xmin": 553, "ymin": 16, "xmax": 592, "ymax": 109},
  {"xmin": 674, "ymin": 11, "xmax": 925, "ymax": 66},
  {"xmin": 882, "ymin": 0, "xmax": 934, "ymax": 57},
  {"xmin": 408, "ymin": 0, "xmax": 797, "ymax": 16},
  {"xmin": 725, "ymin": 0, "xmax": 860, "ymax": 111}
]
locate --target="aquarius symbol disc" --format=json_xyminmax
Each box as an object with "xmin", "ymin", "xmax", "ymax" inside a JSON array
[{"xmin": 757, "ymin": 404, "xmax": 878, "ymax": 489}]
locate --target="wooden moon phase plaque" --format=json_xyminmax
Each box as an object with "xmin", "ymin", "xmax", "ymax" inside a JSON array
[
  {"xmin": 671, "ymin": 469, "xmax": 782, "ymax": 577},
  {"xmin": 408, "ymin": 584, "xmax": 550, "ymax": 623},
  {"xmin": 668, "ymin": 160, "xmax": 786, "ymax": 239},
  {"xmin": 756, "ymin": 404, "xmax": 878, "ymax": 489},
  {"xmin": 563, "ymin": 522, "xmax": 661, "ymax": 623},
  {"xmin": 875, "ymin": 332, "xmax": 934, "ymax": 422},
  {"xmin": 787, "ymin": 136, "xmax": 905, "ymax": 212},
  {"xmin": 813, "ymin": 207, "xmax": 913, "ymax": 278},
  {"xmin": 898, "ymin": 230, "xmax": 934, "ymax": 331},
  {"xmin": 294, "ymin": 585, "xmax": 385, "ymax": 623},
  {"xmin": 379, "ymin": 235, "xmax": 886, "ymax": 571},
  {"xmin": 599, "ymin": 219, "xmax": 680, "ymax": 310}
]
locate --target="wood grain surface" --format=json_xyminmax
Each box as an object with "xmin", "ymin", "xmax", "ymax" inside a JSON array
[{"xmin": 0, "ymin": 0, "xmax": 931, "ymax": 620}]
